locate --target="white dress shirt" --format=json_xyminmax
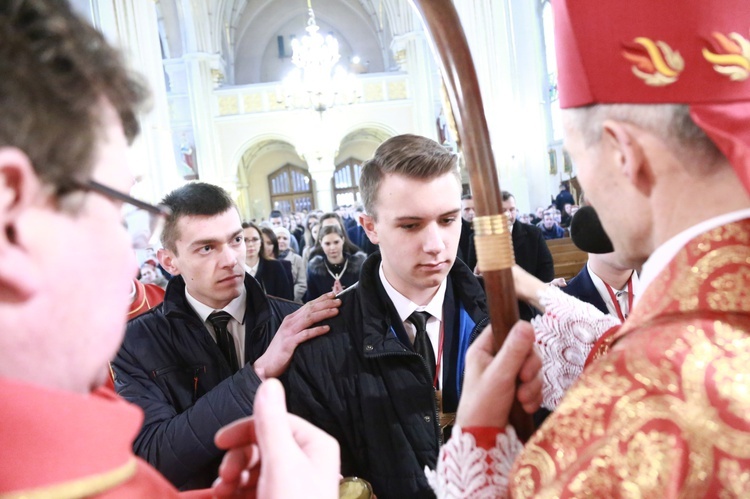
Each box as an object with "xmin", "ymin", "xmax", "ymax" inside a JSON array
[
  {"xmin": 379, "ymin": 263, "xmax": 447, "ymax": 386},
  {"xmin": 587, "ymin": 262, "xmax": 639, "ymax": 320},
  {"xmin": 185, "ymin": 284, "xmax": 248, "ymax": 366}
]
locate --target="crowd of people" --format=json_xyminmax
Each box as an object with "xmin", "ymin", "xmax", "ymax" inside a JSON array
[
  {"xmin": 138, "ymin": 204, "xmax": 375, "ymax": 304},
  {"xmin": 3, "ymin": 1, "xmax": 750, "ymax": 498}
]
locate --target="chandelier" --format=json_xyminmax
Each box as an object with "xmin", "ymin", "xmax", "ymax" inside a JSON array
[{"xmin": 277, "ymin": 0, "xmax": 360, "ymax": 115}]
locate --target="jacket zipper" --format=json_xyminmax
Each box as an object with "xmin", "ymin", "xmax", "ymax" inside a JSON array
[{"xmin": 365, "ymin": 349, "xmax": 443, "ymax": 446}]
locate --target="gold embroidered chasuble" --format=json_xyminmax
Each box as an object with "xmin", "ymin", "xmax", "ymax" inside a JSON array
[{"xmin": 510, "ymin": 219, "xmax": 750, "ymax": 497}]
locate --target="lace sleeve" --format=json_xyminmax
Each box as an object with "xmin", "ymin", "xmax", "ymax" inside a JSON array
[
  {"xmin": 532, "ymin": 286, "xmax": 620, "ymax": 410},
  {"xmin": 426, "ymin": 426, "xmax": 523, "ymax": 499}
]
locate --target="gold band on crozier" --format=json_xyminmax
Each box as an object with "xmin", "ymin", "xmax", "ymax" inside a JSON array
[{"xmin": 473, "ymin": 214, "xmax": 515, "ymax": 271}]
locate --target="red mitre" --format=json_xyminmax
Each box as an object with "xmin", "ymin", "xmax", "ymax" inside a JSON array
[{"xmin": 553, "ymin": 0, "xmax": 750, "ymax": 193}]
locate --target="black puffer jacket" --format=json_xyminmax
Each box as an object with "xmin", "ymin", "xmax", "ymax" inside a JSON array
[
  {"xmin": 112, "ymin": 274, "xmax": 299, "ymax": 490},
  {"xmin": 284, "ymin": 253, "xmax": 489, "ymax": 499}
]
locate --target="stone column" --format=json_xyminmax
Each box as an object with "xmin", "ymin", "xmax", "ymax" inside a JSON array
[
  {"xmin": 391, "ymin": 30, "xmax": 440, "ymax": 141},
  {"xmin": 179, "ymin": 0, "xmax": 225, "ymax": 185},
  {"xmin": 90, "ymin": 0, "xmax": 183, "ymax": 202},
  {"xmin": 453, "ymin": 0, "xmax": 552, "ymax": 211}
]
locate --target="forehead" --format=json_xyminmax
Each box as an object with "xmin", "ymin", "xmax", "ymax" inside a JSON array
[
  {"xmin": 175, "ymin": 209, "xmax": 241, "ymax": 244},
  {"xmin": 243, "ymin": 226, "xmax": 260, "ymax": 237},
  {"xmin": 375, "ymin": 172, "xmax": 461, "ymax": 216}
]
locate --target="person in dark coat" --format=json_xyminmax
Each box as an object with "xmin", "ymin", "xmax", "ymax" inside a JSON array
[
  {"xmin": 502, "ymin": 191, "xmax": 555, "ymax": 321},
  {"xmin": 284, "ymin": 135, "xmax": 489, "ymax": 498},
  {"xmin": 112, "ymin": 183, "xmax": 341, "ymax": 490},
  {"xmin": 261, "ymin": 225, "xmax": 294, "ymax": 289},
  {"xmin": 242, "ymin": 221, "xmax": 293, "ymax": 300},
  {"xmin": 554, "ymin": 182, "xmax": 575, "ymax": 212},
  {"xmin": 304, "ymin": 224, "xmax": 367, "ymax": 302},
  {"xmin": 458, "ymin": 194, "xmax": 477, "ymax": 269}
]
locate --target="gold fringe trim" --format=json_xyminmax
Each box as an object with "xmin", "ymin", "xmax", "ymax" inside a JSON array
[{"xmin": 0, "ymin": 458, "xmax": 137, "ymax": 499}]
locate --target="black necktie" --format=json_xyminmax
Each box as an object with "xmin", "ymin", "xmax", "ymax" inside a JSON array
[
  {"xmin": 407, "ymin": 311, "xmax": 436, "ymax": 386},
  {"xmin": 208, "ymin": 311, "xmax": 239, "ymax": 371}
]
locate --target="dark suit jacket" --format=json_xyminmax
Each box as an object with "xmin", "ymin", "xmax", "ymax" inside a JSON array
[
  {"xmin": 458, "ymin": 218, "xmax": 476, "ymax": 270},
  {"xmin": 511, "ymin": 221, "xmax": 554, "ymax": 321},
  {"xmin": 560, "ymin": 263, "xmax": 608, "ymax": 314},
  {"xmin": 512, "ymin": 220, "xmax": 554, "ymax": 282},
  {"xmin": 347, "ymin": 224, "xmax": 379, "ymax": 256},
  {"xmin": 255, "ymin": 258, "xmax": 294, "ymax": 301}
]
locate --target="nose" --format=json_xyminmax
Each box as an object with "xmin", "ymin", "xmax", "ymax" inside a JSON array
[
  {"xmin": 218, "ymin": 243, "xmax": 240, "ymax": 268},
  {"xmin": 422, "ymin": 222, "xmax": 446, "ymax": 255}
]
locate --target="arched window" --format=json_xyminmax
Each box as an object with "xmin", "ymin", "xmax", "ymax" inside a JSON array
[
  {"xmin": 332, "ymin": 158, "xmax": 363, "ymax": 207},
  {"xmin": 268, "ymin": 164, "xmax": 314, "ymax": 213}
]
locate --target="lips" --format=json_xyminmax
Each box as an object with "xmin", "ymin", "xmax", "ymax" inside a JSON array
[
  {"xmin": 419, "ymin": 261, "xmax": 449, "ymax": 271},
  {"xmin": 218, "ymin": 274, "xmax": 243, "ymax": 284}
]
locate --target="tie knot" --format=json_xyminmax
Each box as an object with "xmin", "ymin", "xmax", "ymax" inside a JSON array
[
  {"xmin": 407, "ymin": 311, "xmax": 431, "ymax": 334},
  {"xmin": 208, "ymin": 311, "xmax": 232, "ymax": 329}
]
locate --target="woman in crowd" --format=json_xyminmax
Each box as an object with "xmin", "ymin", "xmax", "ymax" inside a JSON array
[
  {"xmin": 301, "ymin": 221, "xmax": 320, "ymax": 269},
  {"xmin": 303, "ymin": 212, "xmax": 320, "ymax": 250},
  {"xmin": 304, "ymin": 224, "xmax": 366, "ymax": 302},
  {"xmin": 242, "ymin": 222, "xmax": 293, "ymax": 300},
  {"xmin": 273, "ymin": 226, "xmax": 307, "ymax": 303},
  {"xmin": 307, "ymin": 212, "xmax": 362, "ymax": 261},
  {"xmin": 260, "ymin": 226, "xmax": 294, "ymax": 291}
]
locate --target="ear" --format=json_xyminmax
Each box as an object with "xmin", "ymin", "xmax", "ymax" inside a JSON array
[
  {"xmin": 0, "ymin": 148, "xmax": 44, "ymax": 300},
  {"xmin": 158, "ymin": 247, "xmax": 181, "ymax": 276},
  {"xmin": 602, "ymin": 120, "xmax": 653, "ymax": 195},
  {"xmin": 359, "ymin": 213, "xmax": 379, "ymax": 245}
]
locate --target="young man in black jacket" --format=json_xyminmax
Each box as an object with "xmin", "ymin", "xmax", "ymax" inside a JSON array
[
  {"xmin": 284, "ymin": 135, "xmax": 489, "ymax": 498},
  {"xmin": 112, "ymin": 182, "xmax": 340, "ymax": 490}
]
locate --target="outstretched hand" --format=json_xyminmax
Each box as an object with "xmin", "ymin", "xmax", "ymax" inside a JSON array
[
  {"xmin": 456, "ymin": 321, "xmax": 543, "ymax": 429},
  {"xmin": 253, "ymin": 292, "xmax": 341, "ymax": 379},
  {"xmin": 212, "ymin": 379, "xmax": 340, "ymax": 498}
]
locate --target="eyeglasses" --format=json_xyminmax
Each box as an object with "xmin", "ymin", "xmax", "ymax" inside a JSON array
[{"xmin": 64, "ymin": 178, "xmax": 171, "ymax": 250}]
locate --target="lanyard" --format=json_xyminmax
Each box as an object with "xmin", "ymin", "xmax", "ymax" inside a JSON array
[
  {"xmin": 603, "ymin": 274, "xmax": 634, "ymax": 322},
  {"xmin": 433, "ymin": 320, "xmax": 444, "ymax": 389},
  {"xmin": 324, "ymin": 257, "xmax": 348, "ymax": 281}
]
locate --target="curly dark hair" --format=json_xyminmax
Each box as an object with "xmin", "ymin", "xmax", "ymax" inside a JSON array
[{"xmin": 0, "ymin": 0, "xmax": 148, "ymax": 191}]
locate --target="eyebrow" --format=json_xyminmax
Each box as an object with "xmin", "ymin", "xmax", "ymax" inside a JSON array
[
  {"xmin": 189, "ymin": 229, "xmax": 243, "ymax": 248},
  {"xmin": 394, "ymin": 209, "xmax": 461, "ymax": 222}
]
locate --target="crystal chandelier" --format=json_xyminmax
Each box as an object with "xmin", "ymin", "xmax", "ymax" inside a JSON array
[{"xmin": 277, "ymin": 0, "xmax": 360, "ymax": 115}]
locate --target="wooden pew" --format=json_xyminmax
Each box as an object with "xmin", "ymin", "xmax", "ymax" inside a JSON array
[{"xmin": 546, "ymin": 237, "xmax": 588, "ymax": 280}]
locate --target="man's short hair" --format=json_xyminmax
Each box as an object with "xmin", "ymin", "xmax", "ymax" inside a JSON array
[
  {"xmin": 1, "ymin": 0, "xmax": 147, "ymax": 195},
  {"xmin": 359, "ymin": 134, "xmax": 459, "ymax": 219},
  {"xmin": 461, "ymin": 194, "xmax": 473, "ymax": 201},
  {"xmin": 160, "ymin": 182, "xmax": 236, "ymax": 253},
  {"xmin": 269, "ymin": 210, "xmax": 283, "ymax": 219},
  {"xmin": 501, "ymin": 191, "xmax": 514, "ymax": 202},
  {"xmin": 564, "ymin": 104, "xmax": 724, "ymax": 171}
]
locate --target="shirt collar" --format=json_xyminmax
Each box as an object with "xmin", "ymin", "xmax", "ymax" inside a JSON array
[
  {"xmin": 378, "ymin": 262, "xmax": 446, "ymax": 323},
  {"xmin": 636, "ymin": 208, "xmax": 750, "ymax": 304},
  {"xmin": 185, "ymin": 281, "xmax": 247, "ymax": 324},
  {"xmin": 587, "ymin": 261, "xmax": 639, "ymax": 296}
]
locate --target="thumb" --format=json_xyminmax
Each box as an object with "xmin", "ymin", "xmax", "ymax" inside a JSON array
[
  {"xmin": 253, "ymin": 379, "xmax": 294, "ymax": 461},
  {"xmin": 488, "ymin": 321, "xmax": 536, "ymax": 379}
]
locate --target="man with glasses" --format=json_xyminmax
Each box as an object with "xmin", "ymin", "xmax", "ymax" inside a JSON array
[
  {"xmin": 0, "ymin": 1, "xmax": 340, "ymax": 497},
  {"xmin": 0, "ymin": 0, "xmax": 182, "ymax": 495}
]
